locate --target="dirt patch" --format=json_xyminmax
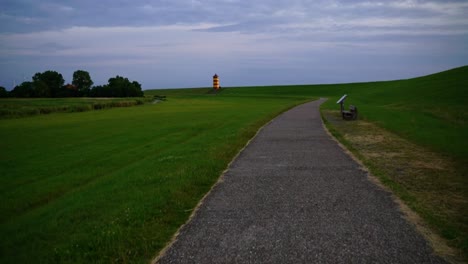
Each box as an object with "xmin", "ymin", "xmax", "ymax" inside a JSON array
[
  {"xmin": 350, "ymin": 134, "xmax": 386, "ymax": 144},
  {"xmin": 364, "ymin": 151, "xmax": 403, "ymax": 159},
  {"xmin": 410, "ymin": 160, "xmax": 447, "ymax": 170}
]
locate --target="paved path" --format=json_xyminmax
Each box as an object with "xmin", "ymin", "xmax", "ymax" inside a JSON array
[{"xmin": 156, "ymin": 100, "xmax": 445, "ymax": 264}]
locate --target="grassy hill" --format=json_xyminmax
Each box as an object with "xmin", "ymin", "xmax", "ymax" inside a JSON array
[{"xmin": 149, "ymin": 65, "xmax": 468, "ymax": 162}]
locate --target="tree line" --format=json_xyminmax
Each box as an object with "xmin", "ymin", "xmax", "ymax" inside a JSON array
[{"xmin": 0, "ymin": 70, "xmax": 144, "ymax": 98}]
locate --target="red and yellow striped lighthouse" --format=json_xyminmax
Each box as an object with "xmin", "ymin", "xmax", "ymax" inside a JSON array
[{"xmin": 213, "ymin": 74, "xmax": 220, "ymax": 90}]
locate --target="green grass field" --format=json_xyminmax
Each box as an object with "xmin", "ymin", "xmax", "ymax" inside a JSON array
[{"xmin": 1, "ymin": 66, "xmax": 466, "ymax": 263}]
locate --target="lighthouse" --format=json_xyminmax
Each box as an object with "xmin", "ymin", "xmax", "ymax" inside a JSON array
[{"xmin": 213, "ymin": 74, "xmax": 220, "ymax": 90}]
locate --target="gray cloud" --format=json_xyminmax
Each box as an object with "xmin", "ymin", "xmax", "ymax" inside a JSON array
[
  {"xmin": 2, "ymin": 1, "xmax": 468, "ymax": 38},
  {"xmin": 0, "ymin": 0, "xmax": 467, "ymax": 89}
]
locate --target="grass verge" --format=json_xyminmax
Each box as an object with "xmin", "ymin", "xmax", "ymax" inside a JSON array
[{"xmin": 321, "ymin": 109, "xmax": 467, "ymax": 262}]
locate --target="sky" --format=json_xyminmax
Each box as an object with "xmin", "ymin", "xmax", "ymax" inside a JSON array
[{"xmin": 0, "ymin": 0, "xmax": 467, "ymax": 90}]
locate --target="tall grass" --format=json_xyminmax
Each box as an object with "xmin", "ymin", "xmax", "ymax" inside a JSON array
[{"xmin": 0, "ymin": 98, "xmax": 147, "ymax": 118}]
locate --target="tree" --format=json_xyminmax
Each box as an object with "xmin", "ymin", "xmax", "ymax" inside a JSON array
[
  {"xmin": 0, "ymin": 86, "xmax": 8, "ymax": 98},
  {"xmin": 89, "ymin": 76, "xmax": 143, "ymax": 98},
  {"xmin": 32, "ymin": 70, "xmax": 65, "ymax": 97},
  {"xmin": 105, "ymin": 75, "xmax": 143, "ymax": 97},
  {"xmin": 72, "ymin": 70, "xmax": 93, "ymax": 96},
  {"xmin": 107, "ymin": 76, "xmax": 126, "ymax": 97},
  {"xmin": 11, "ymin": 82, "xmax": 35, "ymax": 97},
  {"xmin": 131, "ymin": 81, "xmax": 143, "ymax": 97},
  {"xmin": 89, "ymin": 85, "xmax": 110, "ymax": 97},
  {"xmin": 58, "ymin": 84, "xmax": 79, "ymax": 97},
  {"xmin": 33, "ymin": 81, "xmax": 50, "ymax": 97}
]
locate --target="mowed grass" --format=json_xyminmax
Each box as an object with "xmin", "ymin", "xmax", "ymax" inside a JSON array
[
  {"xmin": 0, "ymin": 96, "xmax": 309, "ymax": 263},
  {"xmin": 1, "ymin": 65, "xmax": 466, "ymax": 263}
]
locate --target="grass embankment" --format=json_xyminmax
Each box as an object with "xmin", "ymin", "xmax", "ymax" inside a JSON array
[
  {"xmin": 0, "ymin": 95, "xmax": 309, "ymax": 263},
  {"xmin": 0, "ymin": 97, "xmax": 148, "ymax": 118}
]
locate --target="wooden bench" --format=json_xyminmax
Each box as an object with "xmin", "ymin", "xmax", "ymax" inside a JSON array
[{"xmin": 336, "ymin": 95, "xmax": 358, "ymax": 120}]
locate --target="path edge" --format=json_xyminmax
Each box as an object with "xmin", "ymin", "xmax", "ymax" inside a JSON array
[
  {"xmin": 150, "ymin": 99, "xmax": 316, "ymax": 264},
  {"xmin": 319, "ymin": 105, "xmax": 460, "ymax": 264}
]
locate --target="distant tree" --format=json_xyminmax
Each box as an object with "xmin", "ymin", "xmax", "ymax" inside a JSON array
[
  {"xmin": 103, "ymin": 75, "xmax": 143, "ymax": 97},
  {"xmin": 0, "ymin": 86, "xmax": 8, "ymax": 98},
  {"xmin": 32, "ymin": 70, "xmax": 65, "ymax": 97},
  {"xmin": 107, "ymin": 76, "xmax": 126, "ymax": 97},
  {"xmin": 131, "ymin": 81, "xmax": 144, "ymax": 97},
  {"xmin": 58, "ymin": 84, "xmax": 79, "ymax": 97},
  {"xmin": 89, "ymin": 85, "xmax": 110, "ymax": 97},
  {"xmin": 72, "ymin": 70, "xmax": 93, "ymax": 96},
  {"xmin": 33, "ymin": 80, "xmax": 50, "ymax": 97},
  {"xmin": 11, "ymin": 82, "xmax": 35, "ymax": 97}
]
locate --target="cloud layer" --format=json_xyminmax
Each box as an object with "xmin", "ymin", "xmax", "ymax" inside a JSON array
[{"xmin": 1, "ymin": 0, "xmax": 467, "ymax": 89}]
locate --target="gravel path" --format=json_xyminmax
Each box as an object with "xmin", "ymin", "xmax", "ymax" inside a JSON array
[{"xmin": 155, "ymin": 99, "xmax": 445, "ymax": 264}]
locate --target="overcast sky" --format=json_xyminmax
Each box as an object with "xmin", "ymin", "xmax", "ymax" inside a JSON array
[{"xmin": 1, "ymin": 0, "xmax": 467, "ymax": 90}]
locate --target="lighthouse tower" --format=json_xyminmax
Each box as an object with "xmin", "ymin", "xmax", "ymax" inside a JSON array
[{"xmin": 213, "ymin": 74, "xmax": 220, "ymax": 90}]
